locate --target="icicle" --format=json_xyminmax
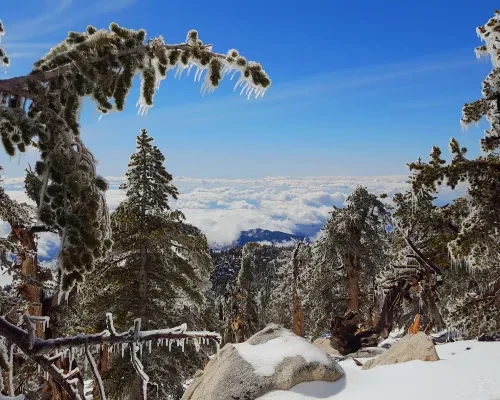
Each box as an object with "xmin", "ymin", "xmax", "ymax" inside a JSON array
[
  {"xmin": 168, "ymin": 339, "xmax": 172, "ymax": 352},
  {"xmin": 193, "ymin": 338, "xmax": 200, "ymax": 352},
  {"xmin": 216, "ymin": 341, "xmax": 220, "ymax": 361},
  {"xmin": 148, "ymin": 340, "xmax": 152, "ymax": 354},
  {"xmin": 121, "ymin": 343, "xmax": 126, "ymax": 358},
  {"xmin": 180, "ymin": 338, "xmax": 185, "ymax": 353}
]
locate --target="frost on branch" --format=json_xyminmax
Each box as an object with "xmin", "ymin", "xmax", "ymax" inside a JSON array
[
  {"xmin": 0, "ymin": 20, "xmax": 9, "ymax": 67},
  {"xmin": 0, "ymin": 22, "xmax": 271, "ymax": 297},
  {"xmin": 0, "ymin": 313, "xmax": 221, "ymax": 400},
  {"xmin": 461, "ymin": 10, "xmax": 500, "ymax": 151},
  {"xmin": 408, "ymin": 10, "xmax": 500, "ymax": 270}
]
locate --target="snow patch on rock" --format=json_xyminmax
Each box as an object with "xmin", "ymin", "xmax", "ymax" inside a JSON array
[{"xmin": 234, "ymin": 330, "xmax": 331, "ymax": 377}]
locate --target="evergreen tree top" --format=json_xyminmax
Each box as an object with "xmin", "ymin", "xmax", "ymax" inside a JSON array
[
  {"xmin": 120, "ymin": 129, "xmax": 179, "ymax": 215},
  {"xmin": 408, "ymin": 10, "xmax": 500, "ymax": 269},
  {"xmin": 0, "ymin": 19, "xmax": 271, "ymax": 295}
]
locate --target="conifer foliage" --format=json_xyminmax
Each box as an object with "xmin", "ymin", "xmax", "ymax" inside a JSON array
[
  {"xmin": 409, "ymin": 10, "xmax": 500, "ymax": 269},
  {"xmin": 1, "ymin": 15, "xmax": 267, "ymax": 399},
  {"xmin": 316, "ymin": 187, "xmax": 391, "ymax": 320},
  {"xmin": 0, "ymin": 18, "xmax": 271, "ymax": 296},
  {"xmin": 84, "ymin": 129, "xmax": 213, "ymax": 399}
]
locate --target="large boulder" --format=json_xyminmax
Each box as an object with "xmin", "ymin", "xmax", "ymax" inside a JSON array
[
  {"xmin": 362, "ymin": 331, "xmax": 439, "ymax": 370},
  {"xmin": 182, "ymin": 324, "xmax": 344, "ymax": 400}
]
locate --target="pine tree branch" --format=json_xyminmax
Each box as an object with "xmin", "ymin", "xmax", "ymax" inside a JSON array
[
  {"xmin": 33, "ymin": 354, "xmax": 85, "ymax": 400},
  {"xmin": 85, "ymin": 343, "xmax": 107, "ymax": 400},
  {"xmin": 0, "ymin": 316, "xmax": 220, "ymax": 356},
  {"xmin": 0, "ymin": 314, "xmax": 220, "ymax": 400},
  {"xmin": 0, "ymin": 43, "xmax": 222, "ymax": 100},
  {"xmin": 404, "ymin": 236, "xmax": 441, "ymax": 275}
]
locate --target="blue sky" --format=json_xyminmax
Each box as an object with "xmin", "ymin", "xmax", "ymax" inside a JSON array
[{"xmin": 0, "ymin": 0, "xmax": 496, "ymax": 178}]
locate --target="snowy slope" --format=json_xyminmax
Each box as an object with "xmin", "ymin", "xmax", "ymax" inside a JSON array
[{"xmin": 258, "ymin": 340, "xmax": 500, "ymax": 400}]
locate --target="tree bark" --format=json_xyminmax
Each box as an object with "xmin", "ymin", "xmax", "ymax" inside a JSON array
[
  {"xmin": 346, "ymin": 253, "xmax": 360, "ymax": 313},
  {"xmin": 11, "ymin": 225, "xmax": 42, "ymax": 336},
  {"xmin": 423, "ymin": 289, "xmax": 445, "ymax": 330},
  {"xmin": 292, "ymin": 243, "xmax": 304, "ymax": 337},
  {"xmin": 292, "ymin": 290, "xmax": 304, "ymax": 337},
  {"xmin": 131, "ymin": 241, "xmax": 148, "ymax": 398}
]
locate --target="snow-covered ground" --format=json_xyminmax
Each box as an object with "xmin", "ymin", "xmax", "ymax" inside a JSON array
[{"xmin": 258, "ymin": 340, "xmax": 500, "ymax": 400}]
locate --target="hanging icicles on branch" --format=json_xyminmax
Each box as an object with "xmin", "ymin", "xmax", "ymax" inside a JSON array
[
  {"xmin": 0, "ymin": 313, "xmax": 221, "ymax": 400},
  {"xmin": 0, "ymin": 19, "xmax": 9, "ymax": 67},
  {"xmin": 0, "ymin": 22, "xmax": 271, "ymax": 298}
]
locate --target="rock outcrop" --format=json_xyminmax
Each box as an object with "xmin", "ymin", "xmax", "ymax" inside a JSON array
[
  {"xmin": 362, "ymin": 332, "xmax": 439, "ymax": 370},
  {"xmin": 182, "ymin": 324, "xmax": 344, "ymax": 400}
]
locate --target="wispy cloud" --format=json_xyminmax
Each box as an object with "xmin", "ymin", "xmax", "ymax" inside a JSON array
[
  {"xmin": 5, "ymin": 0, "xmax": 137, "ymax": 42},
  {"xmin": 6, "ymin": 0, "xmax": 74, "ymax": 41},
  {"xmin": 89, "ymin": 0, "xmax": 138, "ymax": 13},
  {"xmin": 90, "ymin": 48, "xmax": 478, "ymax": 127}
]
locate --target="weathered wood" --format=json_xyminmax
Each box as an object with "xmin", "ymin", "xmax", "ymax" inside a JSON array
[{"xmin": 329, "ymin": 311, "xmax": 377, "ymax": 355}]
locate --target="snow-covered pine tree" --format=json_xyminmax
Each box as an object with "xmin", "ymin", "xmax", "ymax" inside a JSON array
[
  {"xmin": 300, "ymin": 244, "xmax": 345, "ymax": 339},
  {"xmin": 0, "ymin": 20, "xmax": 7, "ymax": 68},
  {"xmin": 82, "ymin": 129, "xmax": 213, "ymax": 399},
  {"xmin": 315, "ymin": 187, "xmax": 391, "ymax": 321},
  {"xmin": 0, "ymin": 19, "xmax": 271, "ymax": 297},
  {"xmin": 0, "ymin": 18, "xmax": 268, "ymax": 399},
  {"xmin": 408, "ymin": 10, "xmax": 500, "ymax": 331},
  {"xmin": 225, "ymin": 243, "xmax": 260, "ymax": 343},
  {"xmin": 266, "ymin": 242, "xmax": 311, "ymax": 336}
]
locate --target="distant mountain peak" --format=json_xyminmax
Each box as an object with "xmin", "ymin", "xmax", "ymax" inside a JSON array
[{"xmin": 234, "ymin": 229, "xmax": 307, "ymax": 247}]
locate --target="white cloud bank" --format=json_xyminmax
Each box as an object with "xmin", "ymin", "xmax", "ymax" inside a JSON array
[{"xmin": 1, "ymin": 175, "xmax": 466, "ymax": 249}]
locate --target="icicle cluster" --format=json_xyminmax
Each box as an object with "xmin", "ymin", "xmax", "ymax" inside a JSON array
[
  {"xmin": 134, "ymin": 30, "xmax": 270, "ymax": 115},
  {"xmin": 0, "ymin": 22, "xmax": 270, "ymax": 297},
  {"xmin": 461, "ymin": 10, "xmax": 500, "ymax": 150},
  {"xmin": 0, "ymin": 19, "xmax": 8, "ymax": 67}
]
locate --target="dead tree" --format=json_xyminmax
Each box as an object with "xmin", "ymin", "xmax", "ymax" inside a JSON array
[
  {"xmin": 377, "ymin": 236, "xmax": 444, "ymax": 338},
  {"xmin": 330, "ymin": 236, "xmax": 445, "ymax": 354},
  {"xmin": 292, "ymin": 243, "xmax": 305, "ymax": 337}
]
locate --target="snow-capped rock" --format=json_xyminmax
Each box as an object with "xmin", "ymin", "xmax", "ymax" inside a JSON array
[{"xmin": 182, "ymin": 324, "xmax": 344, "ymax": 400}]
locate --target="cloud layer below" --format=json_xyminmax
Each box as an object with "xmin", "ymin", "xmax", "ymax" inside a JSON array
[{"xmin": 2, "ymin": 175, "xmax": 465, "ymax": 249}]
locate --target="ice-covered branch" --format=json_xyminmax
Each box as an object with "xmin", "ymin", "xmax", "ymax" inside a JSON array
[
  {"xmin": 85, "ymin": 343, "xmax": 107, "ymax": 400},
  {"xmin": 0, "ymin": 34, "xmax": 270, "ymax": 101},
  {"xmin": 0, "ymin": 19, "xmax": 9, "ymax": 68},
  {"xmin": 0, "ymin": 314, "xmax": 220, "ymax": 399},
  {"xmin": 1, "ymin": 315, "xmax": 220, "ymax": 356},
  {"xmin": 34, "ymin": 354, "xmax": 85, "ymax": 400}
]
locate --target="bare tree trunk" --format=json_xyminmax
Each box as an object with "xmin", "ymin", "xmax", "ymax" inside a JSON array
[
  {"xmin": 130, "ymin": 374, "xmax": 143, "ymax": 400},
  {"xmin": 11, "ymin": 225, "xmax": 42, "ymax": 335},
  {"xmin": 93, "ymin": 344, "xmax": 110, "ymax": 398},
  {"xmin": 292, "ymin": 290, "xmax": 305, "ymax": 337},
  {"xmin": 292, "ymin": 243, "xmax": 304, "ymax": 337},
  {"xmin": 346, "ymin": 254, "xmax": 360, "ymax": 313},
  {"xmin": 423, "ymin": 289, "xmax": 445, "ymax": 330},
  {"xmin": 131, "ymin": 241, "xmax": 149, "ymax": 397}
]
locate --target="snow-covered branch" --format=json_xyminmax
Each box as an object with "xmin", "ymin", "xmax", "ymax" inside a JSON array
[
  {"xmin": 0, "ymin": 314, "xmax": 220, "ymax": 399},
  {"xmin": 0, "ymin": 34, "xmax": 270, "ymax": 101},
  {"xmin": 0, "ymin": 314, "xmax": 220, "ymax": 356},
  {"xmin": 0, "ymin": 19, "xmax": 8, "ymax": 68}
]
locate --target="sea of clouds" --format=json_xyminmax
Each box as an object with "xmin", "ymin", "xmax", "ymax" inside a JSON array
[
  {"xmin": 1, "ymin": 174, "xmax": 466, "ymax": 247},
  {"xmin": 1, "ymin": 175, "xmax": 466, "ymax": 286}
]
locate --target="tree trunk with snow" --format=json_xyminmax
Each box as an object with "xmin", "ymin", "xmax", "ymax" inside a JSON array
[
  {"xmin": 130, "ymin": 241, "xmax": 149, "ymax": 398},
  {"xmin": 292, "ymin": 243, "xmax": 305, "ymax": 337},
  {"xmin": 346, "ymin": 253, "xmax": 360, "ymax": 313},
  {"xmin": 11, "ymin": 225, "xmax": 42, "ymax": 335}
]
